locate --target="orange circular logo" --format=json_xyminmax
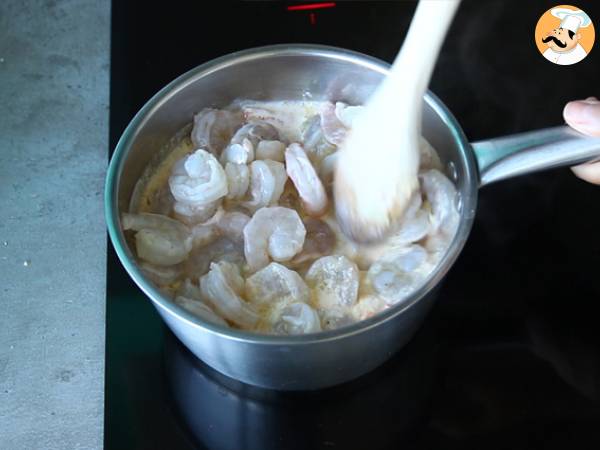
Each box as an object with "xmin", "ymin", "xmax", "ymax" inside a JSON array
[{"xmin": 535, "ymin": 4, "xmax": 595, "ymax": 65}]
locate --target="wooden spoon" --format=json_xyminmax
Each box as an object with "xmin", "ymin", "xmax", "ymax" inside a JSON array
[{"xmin": 334, "ymin": 0, "xmax": 461, "ymax": 243}]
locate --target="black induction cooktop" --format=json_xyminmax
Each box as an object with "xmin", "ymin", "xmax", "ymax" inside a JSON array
[{"xmin": 107, "ymin": 1, "xmax": 600, "ymax": 449}]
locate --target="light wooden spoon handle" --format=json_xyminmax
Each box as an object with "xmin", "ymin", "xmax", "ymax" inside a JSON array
[{"xmin": 334, "ymin": 0, "xmax": 461, "ymax": 243}]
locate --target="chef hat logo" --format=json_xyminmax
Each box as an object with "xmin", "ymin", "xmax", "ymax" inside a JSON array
[
  {"xmin": 551, "ymin": 7, "xmax": 592, "ymax": 33},
  {"xmin": 534, "ymin": 4, "xmax": 595, "ymax": 66}
]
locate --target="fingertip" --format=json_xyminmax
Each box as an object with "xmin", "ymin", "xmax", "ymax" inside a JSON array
[
  {"xmin": 571, "ymin": 161, "xmax": 600, "ymax": 185},
  {"xmin": 563, "ymin": 101, "xmax": 579, "ymax": 122},
  {"xmin": 563, "ymin": 99, "xmax": 600, "ymax": 136}
]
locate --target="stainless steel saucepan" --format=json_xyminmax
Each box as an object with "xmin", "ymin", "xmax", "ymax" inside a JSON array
[{"xmin": 105, "ymin": 45, "xmax": 600, "ymax": 390}]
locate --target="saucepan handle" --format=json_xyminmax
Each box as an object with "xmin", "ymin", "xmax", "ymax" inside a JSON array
[{"xmin": 472, "ymin": 126, "xmax": 600, "ymax": 186}]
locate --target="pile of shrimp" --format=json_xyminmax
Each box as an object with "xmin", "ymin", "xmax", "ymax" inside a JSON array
[{"xmin": 123, "ymin": 100, "xmax": 460, "ymax": 335}]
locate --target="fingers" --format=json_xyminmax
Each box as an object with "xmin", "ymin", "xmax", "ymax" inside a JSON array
[
  {"xmin": 563, "ymin": 97, "xmax": 600, "ymax": 136},
  {"xmin": 564, "ymin": 97, "xmax": 600, "ymax": 185},
  {"xmin": 571, "ymin": 162, "xmax": 600, "ymax": 185}
]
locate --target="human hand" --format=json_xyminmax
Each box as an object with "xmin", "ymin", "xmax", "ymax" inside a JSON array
[{"xmin": 563, "ymin": 97, "xmax": 600, "ymax": 184}]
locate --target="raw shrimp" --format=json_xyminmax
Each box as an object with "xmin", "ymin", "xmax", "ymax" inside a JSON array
[
  {"xmin": 221, "ymin": 138, "xmax": 254, "ymax": 165},
  {"xmin": 176, "ymin": 278, "xmax": 204, "ymax": 301},
  {"xmin": 367, "ymin": 245, "xmax": 429, "ymax": 305},
  {"xmin": 231, "ymin": 122, "xmax": 279, "ymax": 147},
  {"xmin": 216, "ymin": 211, "xmax": 250, "ymax": 243},
  {"xmin": 351, "ymin": 295, "xmax": 387, "ymax": 321},
  {"xmin": 200, "ymin": 261, "xmax": 258, "ymax": 328},
  {"xmin": 174, "ymin": 200, "xmax": 220, "ymax": 225},
  {"xmin": 285, "ymin": 143, "xmax": 328, "ymax": 216},
  {"xmin": 348, "ymin": 204, "xmax": 430, "ymax": 269},
  {"xmin": 140, "ymin": 262, "xmax": 182, "ymax": 286},
  {"xmin": 184, "ymin": 237, "xmax": 244, "ymax": 279},
  {"xmin": 320, "ymin": 102, "xmax": 348, "ymax": 146},
  {"xmin": 125, "ymin": 99, "xmax": 462, "ymax": 334},
  {"xmin": 382, "ymin": 192, "xmax": 430, "ymax": 247},
  {"xmin": 301, "ymin": 115, "xmax": 338, "ymax": 169},
  {"xmin": 191, "ymin": 108, "xmax": 241, "ymax": 155},
  {"xmin": 290, "ymin": 218, "xmax": 336, "ymax": 267},
  {"xmin": 420, "ymin": 169, "xmax": 459, "ymax": 237},
  {"xmin": 243, "ymin": 206, "xmax": 306, "ymax": 272},
  {"xmin": 255, "ymin": 140, "xmax": 286, "ymax": 162},
  {"xmin": 245, "ymin": 262, "xmax": 310, "ymax": 306},
  {"xmin": 302, "ymin": 115, "xmax": 323, "ymax": 153},
  {"xmin": 240, "ymin": 101, "xmax": 314, "ymax": 142},
  {"xmin": 243, "ymin": 160, "xmax": 287, "ymax": 211},
  {"xmin": 224, "ymin": 163, "xmax": 250, "ymax": 200},
  {"xmin": 169, "ymin": 149, "xmax": 228, "ymax": 207},
  {"xmin": 319, "ymin": 309, "xmax": 354, "ymax": 331},
  {"xmin": 122, "ymin": 213, "xmax": 192, "ymax": 265},
  {"xmin": 190, "ymin": 223, "xmax": 220, "ymax": 248},
  {"xmin": 272, "ymin": 302, "xmax": 322, "ymax": 335},
  {"xmin": 305, "ymin": 255, "xmax": 359, "ymax": 309},
  {"xmin": 175, "ymin": 296, "xmax": 229, "ymax": 327}
]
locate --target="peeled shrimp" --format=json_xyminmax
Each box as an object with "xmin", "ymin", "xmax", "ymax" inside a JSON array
[
  {"xmin": 319, "ymin": 102, "xmax": 348, "ymax": 146},
  {"xmin": 176, "ymin": 278, "xmax": 204, "ymax": 301},
  {"xmin": 240, "ymin": 101, "xmax": 312, "ymax": 142},
  {"xmin": 216, "ymin": 211, "xmax": 250, "ymax": 244},
  {"xmin": 243, "ymin": 160, "xmax": 287, "ymax": 212},
  {"xmin": 169, "ymin": 149, "xmax": 228, "ymax": 207},
  {"xmin": 221, "ymin": 138, "xmax": 254, "ymax": 165},
  {"xmin": 175, "ymin": 296, "xmax": 229, "ymax": 327},
  {"xmin": 290, "ymin": 218, "xmax": 336, "ymax": 267},
  {"xmin": 255, "ymin": 140, "xmax": 286, "ymax": 162},
  {"xmin": 224, "ymin": 163, "xmax": 250, "ymax": 200},
  {"xmin": 190, "ymin": 223, "xmax": 220, "ymax": 248},
  {"xmin": 319, "ymin": 309, "xmax": 354, "ymax": 331},
  {"xmin": 305, "ymin": 255, "xmax": 359, "ymax": 309},
  {"xmin": 122, "ymin": 212, "xmax": 192, "ymax": 265},
  {"xmin": 200, "ymin": 261, "xmax": 258, "ymax": 328},
  {"xmin": 245, "ymin": 262, "xmax": 310, "ymax": 306},
  {"xmin": 420, "ymin": 169, "xmax": 459, "ymax": 237},
  {"xmin": 231, "ymin": 122, "xmax": 279, "ymax": 147},
  {"xmin": 243, "ymin": 206, "xmax": 306, "ymax": 272},
  {"xmin": 302, "ymin": 115, "xmax": 323, "ymax": 150},
  {"xmin": 191, "ymin": 108, "xmax": 241, "ymax": 155},
  {"xmin": 367, "ymin": 245, "xmax": 429, "ymax": 305},
  {"xmin": 184, "ymin": 237, "xmax": 244, "ymax": 279},
  {"xmin": 173, "ymin": 200, "xmax": 220, "ymax": 225},
  {"xmin": 285, "ymin": 143, "xmax": 328, "ymax": 216},
  {"xmin": 351, "ymin": 295, "xmax": 387, "ymax": 322},
  {"xmin": 272, "ymin": 302, "xmax": 322, "ymax": 335},
  {"xmin": 301, "ymin": 115, "xmax": 337, "ymax": 165},
  {"xmin": 140, "ymin": 262, "xmax": 182, "ymax": 286},
  {"xmin": 381, "ymin": 192, "xmax": 430, "ymax": 247}
]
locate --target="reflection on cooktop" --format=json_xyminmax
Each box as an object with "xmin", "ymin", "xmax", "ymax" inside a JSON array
[
  {"xmin": 165, "ymin": 325, "xmax": 435, "ymax": 450},
  {"xmin": 164, "ymin": 305, "xmax": 600, "ymax": 450}
]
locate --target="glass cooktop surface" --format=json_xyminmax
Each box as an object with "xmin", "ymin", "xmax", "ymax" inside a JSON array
[{"xmin": 107, "ymin": 1, "xmax": 600, "ymax": 449}]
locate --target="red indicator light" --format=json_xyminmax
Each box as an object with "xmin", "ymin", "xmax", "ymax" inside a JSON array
[{"xmin": 287, "ymin": 2, "xmax": 336, "ymax": 11}]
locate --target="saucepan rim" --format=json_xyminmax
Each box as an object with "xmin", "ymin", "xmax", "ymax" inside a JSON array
[{"xmin": 105, "ymin": 43, "xmax": 479, "ymax": 346}]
